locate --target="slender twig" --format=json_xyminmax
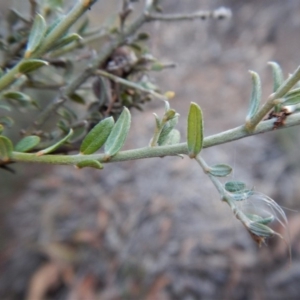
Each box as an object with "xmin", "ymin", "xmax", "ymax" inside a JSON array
[
  {"xmin": 145, "ymin": 7, "xmax": 232, "ymax": 22},
  {"xmin": 95, "ymin": 70, "xmax": 167, "ymax": 101},
  {"xmin": 11, "ymin": 111, "xmax": 300, "ymax": 166}
]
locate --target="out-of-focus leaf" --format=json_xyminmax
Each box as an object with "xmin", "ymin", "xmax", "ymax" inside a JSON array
[
  {"xmin": 0, "ymin": 136, "xmax": 13, "ymax": 161},
  {"xmin": 282, "ymin": 88, "xmax": 300, "ymax": 106},
  {"xmin": 57, "ymin": 107, "xmax": 77, "ymax": 123},
  {"xmin": 50, "ymin": 33, "xmax": 82, "ymax": 51},
  {"xmin": 208, "ymin": 164, "xmax": 232, "ymax": 177},
  {"xmin": 69, "ymin": 93, "xmax": 85, "ymax": 105},
  {"xmin": 15, "ymin": 136, "xmax": 40, "ymax": 152},
  {"xmin": 19, "ymin": 59, "xmax": 49, "ymax": 74},
  {"xmin": 76, "ymin": 160, "xmax": 103, "ymax": 170},
  {"xmin": 25, "ymin": 14, "xmax": 47, "ymax": 57},
  {"xmin": 225, "ymin": 181, "xmax": 246, "ymax": 193},
  {"xmin": 0, "ymin": 116, "xmax": 14, "ymax": 128},
  {"xmin": 2, "ymin": 91, "xmax": 32, "ymax": 104}
]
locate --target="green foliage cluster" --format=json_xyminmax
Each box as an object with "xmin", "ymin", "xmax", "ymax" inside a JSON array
[{"xmin": 1, "ymin": 0, "xmax": 300, "ymax": 251}]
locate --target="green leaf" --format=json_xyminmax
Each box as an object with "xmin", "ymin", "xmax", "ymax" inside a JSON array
[
  {"xmin": 0, "ymin": 125, "xmax": 3, "ymax": 134},
  {"xmin": 69, "ymin": 124, "xmax": 88, "ymax": 143},
  {"xmin": 0, "ymin": 136, "xmax": 13, "ymax": 161},
  {"xmin": 15, "ymin": 136, "xmax": 40, "ymax": 152},
  {"xmin": 187, "ymin": 102, "xmax": 203, "ymax": 158},
  {"xmin": 50, "ymin": 33, "xmax": 82, "ymax": 51},
  {"xmin": 282, "ymin": 88, "xmax": 300, "ymax": 106},
  {"xmin": 158, "ymin": 116, "xmax": 178, "ymax": 146},
  {"xmin": 80, "ymin": 117, "xmax": 114, "ymax": 154},
  {"xmin": 137, "ymin": 32, "xmax": 150, "ymax": 41},
  {"xmin": 246, "ymin": 71, "xmax": 261, "ymax": 121},
  {"xmin": 230, "ymin": 189, "xmax": 253, "ymax": 201},
  {"xmin": 0, "ymin": 104, "xmax": 11, "ymax": 111},
  {"xmin": 104, "ymin": 107, "xmax": 131, "ymax": 157},
  {"xmin": 25, "ymin": 13, "xmax": 47, "ymax": 57},
  {"xmin": 77, "ymin": 17, "xmax": 89, "ymax": 35},
  {"xmin": 268, "ymin": 61, "xmax": 284, "ymax": 92},
  {"xmin": 19, "ymin": 59, "xmax": 49, "ymax": 74},
  {"xmin": 36, "ymin": 129, "xmax": 73, "ymax": 156},
  {"xmin": 208, "ymin": 164, "xmax": 232, "ymax": 177},
  {"xmin": 159, "ymin": 129, "xmax": 180, "ymax": 146},
  {"xmin": 57, "ymin": 106, "xmax": 77, "ymax": 123},
  {"xmin": 69, "ymin": 93, "xmax": 85, "ymax": 105},
  {"xmin": 46, "ymin": 0, "xmax": 63, "ymax": 9},
  {"xmin": 248, "ymin": 222, "xmax": 274, "ymax": 238},
  {"xmin": 245, "ymin": 213, "xmax": 275, "ymax": 225},
  {"xmin": 2, "ymin": 91, "xmax": 31, "ymax": 102},
  {"xmin": 225, "ymin": 181, "xmax": 246, "ymax": 193},
  {"xmin": 76, "ymin": 160, "xmax": 103, "ymax": 170},
  {"xmin": 0, "ymin": 116, "xmax": 14, "ymax": 128}
]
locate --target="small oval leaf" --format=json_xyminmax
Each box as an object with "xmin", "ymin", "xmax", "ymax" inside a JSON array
[
  {"xmin": 104, "ymin": 107, "xmax": 131, "ymax": 157},
  {"xmin": 3, "ymin": 91, "xmax": 31, "ymax": 102},
  {"xmin": 225, "ymin": 181, "xmax": 246, "ymax": 193},
  {"xmin": 245, "ymin": 213, "xmax": 275, "ymax": 225},
  {"xmin": 15, "ymin": 135, "xmax": 40, "ymax": 152},
  {"xmin": 268, "ymin": 61, "xmax": 284, "ymax": 92},
  {"xmin": 208, "ymin": 164, "xmax": 232, "ymax": 177},
  {"xmin": 230, "ymin": 189, "xmax": 254, "ymax": 201},
  {"xmin": 36, "ymin": 129, "xmax": 73, "ymax": 156},
  {"xmin": 0, "ymin": 136, "xmax": 13, "ymax": 161},
  {"xmin": 76, "ymin": 160, "xmax": 103, "ymax": 170},
  {"xmin": 50, "ymin": 33, "xmax": 82, "ymax": 51},
  {"xmin": 159, "ymin": 129, "xmax": 180, "ymax": 146},
  {"xmin": 246, "ymin": 71, "xmax": 261, "ymax": 121},
  {"xmin": 187, "ymin": 102, "xmax": 203, "ymax": 158},
  {"xmin": 282, "ymin": 88, "xmax": 300, "ymax": 106},
  {"xmin": 69, "ymin": 93, "xmax": 85, "ymax": 105},
  {"xmin": 0, "ymin": 116, "xmax": 14, "ymax": 128},
  {"xmin": 25, "ymin": 13, "xmax": 47, "ymax": 57},
  {"xmin": 19, "ymin": 59, "xmax": 49, "ymax": 74},
  {"xmin": 80, "ymin": 117, "xmax": 114, "ymax": 154}
]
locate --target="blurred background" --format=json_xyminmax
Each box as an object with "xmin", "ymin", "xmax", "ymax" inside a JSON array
[{"xmin": 1, "ymin": 0, "xmax": 300, "ymax": 299}]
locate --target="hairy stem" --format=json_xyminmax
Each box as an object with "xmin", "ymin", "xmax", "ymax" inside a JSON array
[{"xmin": 11, "ymin": 111, "xmax": 300, "ymax": 166}]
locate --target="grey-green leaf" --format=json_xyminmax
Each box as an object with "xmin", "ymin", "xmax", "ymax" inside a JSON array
[
  {"xmin": 0, "ymin": 116, "xmax": 14, "ymax": 128},
  {"xmin": 3, "ymin": 91, "xmax": 31, "ymax": 103},
  {"xmin": 69, "ymin": 93, "xmax": 85, "ymax": 105},
  {"xmin": 187, "ymin": 102, "xmax": 203, "ymax": 158},
  {"xmin": 80, "ymin": 117, "xmax": 114, "ymax": 154},
  {"xmin": 230, "ymin": 189, "xmax": 254, "ymax": 201},
  {"xmin": 36, "ymin": 129, "xmax": 73, "ymax": 156},
  {"xmin": 76, "ymin": 160, "xmax": 103, "ymax": 170},
  {"xmin": 19, "ymin": 59, "xmax": 49, "ymax": 74},
  {"xmin": 225, "ymin": 181, "xmax": 246, "ymax": 193},
  {"xmin": 208, "ymin": 164, "xmax": 232, "ymax": 177},
  {"xmin": 245, "ymin": 213, "xmax": 275, "ymax": 225},
  {"xmin": 104, "ymin": 107, "xmax": 131, "ymax": 156},
  {"xmin": 50, "ymin": 33, "xmax": 82, "ymax": 51},
  {"xmin": 0, "ymin": 136, "xmax": 13, "ymax": 161},
  {"xmin": 246, "ymin": 71, "xmax": 261, "ymax": 121},
  {"xmin": 159, "ymin": 129, "xmax": 180, "ymax": 146},
  {"xmin": 25, "ymin": 13, "xmax": 47, "ymax": 57},
  {"xmin": 268, "ymin": 61, "xmax": 284, "ymax": 92},
  {"xmin": 282, "ymin": 87, "xmax": 300, "ymax": 106},
  {"xmin": 15, "ymin": 136, "xmax": 40, "ymax": 152}
]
